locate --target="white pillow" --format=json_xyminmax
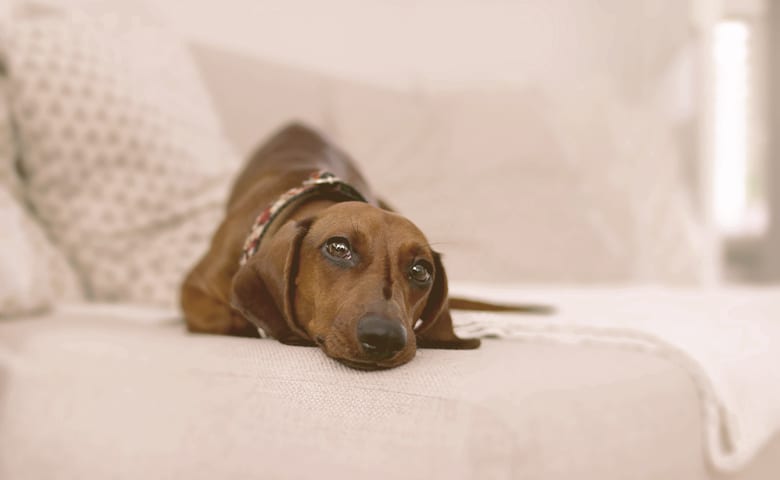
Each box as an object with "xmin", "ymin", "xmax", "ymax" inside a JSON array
[
  {"xmin": 329, "ymin": 85, "xmax": 709, "ymax": 284},
  {"xmin": 2, "ymin": 14, "xmax": 239, "ymax": 306},
  {"xmin": 0, "ymin": 190, "xmax": 48, "ymax": 315},
  {"xmin": 193, "ymin": 28, "xmax": 710, "ymax": 285},
  {"xmin": 192, "ymin": 0, "xmax": 714, "ymax": 285},
  {"xmin": 0, "ymin": 187, "xmax": 79, "ymax": 316}
]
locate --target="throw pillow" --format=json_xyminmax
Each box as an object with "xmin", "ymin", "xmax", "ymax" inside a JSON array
[{"xmin": 2, "ymin": 14, "xmax": 239, "ymax": 306}]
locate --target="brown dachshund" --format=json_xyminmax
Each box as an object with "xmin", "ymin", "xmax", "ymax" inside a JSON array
[{"xmin": 181, "ymin": 123, "xmax": 545, "ymax": 370}]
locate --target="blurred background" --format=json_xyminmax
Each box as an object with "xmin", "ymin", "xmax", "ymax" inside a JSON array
[
  {"xmin": 159, "ymin": 0, "xmax": 778, "ymax": 286},
  {"xmin": 146, "ymin": 0, "xmax": 780, "ymax": 286},
  {"xmin": 2, "ymin": 0, "xmax": 778, "ymax": 300}
]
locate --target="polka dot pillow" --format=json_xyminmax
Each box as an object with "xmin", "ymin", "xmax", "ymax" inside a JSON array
[
  {"xmin": 0, "ymin": 71, "xmax": 83, "ymax": 316},
  {"xmin": 2, "ymin": 15, "xmax": 240, "ymax": 307}
]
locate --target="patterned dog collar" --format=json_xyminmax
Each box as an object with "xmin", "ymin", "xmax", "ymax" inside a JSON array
[{"xmin": 239, "ymin": 171, "xmax": 367, "ymax": 266}]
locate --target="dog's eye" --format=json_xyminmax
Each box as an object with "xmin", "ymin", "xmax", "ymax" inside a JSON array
[
  {"xmin": 409, "ymin": 260, "xmax": 432, "ymax": 284},
  {"xmin": 324, "ymin": 236, "xmax": 353, "ymax": 261}
]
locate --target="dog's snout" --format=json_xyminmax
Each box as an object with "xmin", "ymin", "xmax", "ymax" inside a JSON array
[{"xmin": 357, "ymin": 314, "xmax": 407, "ymax": 359}]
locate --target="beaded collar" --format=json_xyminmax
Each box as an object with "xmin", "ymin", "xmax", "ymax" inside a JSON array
[{"xmin": 239, "ymin": 171, "xmax": 367, "ymax": 266}]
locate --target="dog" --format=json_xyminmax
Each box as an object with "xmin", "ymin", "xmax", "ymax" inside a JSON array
[{"xmin": 181, "ymin": 123, "xmax": 546, "ymax": 370}]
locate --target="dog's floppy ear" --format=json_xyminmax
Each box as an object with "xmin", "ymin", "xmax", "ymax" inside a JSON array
[
  {"xmin": 415, "ymin": 252, "xmax": 480, "ymax": 349},
  {"xmin": 231, "ymin": 219, "xmax": 314, "ymax": 346}
]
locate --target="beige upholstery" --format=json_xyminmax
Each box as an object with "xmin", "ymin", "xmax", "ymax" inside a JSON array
[
  {"xmin": 0, "ymin": 310, "xmax": 709, "ymax": 480},
  {"xmin": 1, "ymin": 304, "xmax": 778, "ymax": 480}
]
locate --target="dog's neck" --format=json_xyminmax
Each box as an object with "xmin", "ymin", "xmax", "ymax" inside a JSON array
[{"xmin": 239, "ymin": 171, "xmax": 367, "ymax": 266}]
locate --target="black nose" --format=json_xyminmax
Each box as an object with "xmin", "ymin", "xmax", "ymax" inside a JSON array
[{"xmin": 357, "ymin": 314, "xmax": 407, "ymax": 360}]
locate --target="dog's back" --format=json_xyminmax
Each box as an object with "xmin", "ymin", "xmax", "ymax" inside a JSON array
[{"xmin": 227, "ymin": 123, "xmax": 375, "ymax": 209}]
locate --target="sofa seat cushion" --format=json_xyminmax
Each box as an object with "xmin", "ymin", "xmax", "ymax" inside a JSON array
[{"xmin": 0, "ymin": 306, "xmax": 714, "ymax": 480}]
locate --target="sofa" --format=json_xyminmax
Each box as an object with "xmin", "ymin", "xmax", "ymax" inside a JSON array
[
  {"xmin": 2, "ymin": 288, "xmax": 779, "ymax": 479},
  {"xmin": 1, "ymin": 2, "xmax": 779, "ymax": 479}
]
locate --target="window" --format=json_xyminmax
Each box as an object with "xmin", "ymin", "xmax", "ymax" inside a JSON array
[{"xmin": 713, "ymin": 19, "xmax": 767, "ymax": 238}]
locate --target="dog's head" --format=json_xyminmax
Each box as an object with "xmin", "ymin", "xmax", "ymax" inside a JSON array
[{"xmin": 231, "ymin": 201, "xmax": 478, "ymax": 369}]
